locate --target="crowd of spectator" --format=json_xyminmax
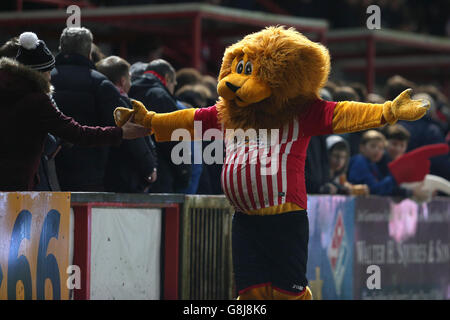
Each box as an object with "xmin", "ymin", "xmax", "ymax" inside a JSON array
[
  {"xmin": 0, "ymin": 27, "xmax": 448, "ymax": 202},
  {"xmin": 0, "ymin": 27, "xmax": 223, "ymax": 195},
  {"xmin": 308, "ymin": 75, "xmax": 450, "ymax": 201}
]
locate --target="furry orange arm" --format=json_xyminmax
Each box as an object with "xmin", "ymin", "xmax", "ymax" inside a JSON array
[
  {"xmin": 151, "ymin": 108, "xmax": 196, "ymax": 142},
  {"xmin": 332, "ymin": 101, "xmax": 386, "ymax": 134},
  {"xmin": 332, "ymin": 89, "xmax": 429, "ymax": 134}
]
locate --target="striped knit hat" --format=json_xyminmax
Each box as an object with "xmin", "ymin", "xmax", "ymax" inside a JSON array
[{"xmin": 16, "ymin": 32, "xmax": 55, "ymax": 72}]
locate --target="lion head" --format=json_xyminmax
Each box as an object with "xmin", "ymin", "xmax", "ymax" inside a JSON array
[{"xmin": 216, "ymin": 26, "xmax": 330, "ymax": 129}]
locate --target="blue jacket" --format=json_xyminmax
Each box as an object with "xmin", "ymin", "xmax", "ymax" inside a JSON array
[{"xmin": 348, "ymin": 154, "xmax": 396, "ymax": 196}]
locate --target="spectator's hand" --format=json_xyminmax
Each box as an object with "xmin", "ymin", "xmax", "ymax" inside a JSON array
[
  {"xmin": 121, "ymin": 114, "xmax": 151, "ymax": 139},
  {"xmin": 350, "ymin": 184, "xmax": 370, "ymax": 196},
  {"xmin": 383, "ymin": 88, "xmax": 430, "ymax": 124},
  {"xmin": 131, "ymin": 99, "xmax": 156, "ymax": 129}
]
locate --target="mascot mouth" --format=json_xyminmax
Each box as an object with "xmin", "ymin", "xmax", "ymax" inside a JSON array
[
  {"xmin": 226, "ymin": 81, "xmax": 240, "ymax": 93},
  {"xmin": 218, "ymin": 74, "xmax": 271, "ymax": 107},
  {"xmin": 225, "ymin": 82, "xmax": 247, "ymax": 105}
]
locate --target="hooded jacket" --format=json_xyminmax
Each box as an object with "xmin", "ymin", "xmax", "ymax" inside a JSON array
[{"xmin": 0, "ymin": 57, "xmax": 122, "ymax": 191}]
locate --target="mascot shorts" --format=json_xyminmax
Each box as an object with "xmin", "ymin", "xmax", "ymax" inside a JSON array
[{"xmin": 232, "ymin": 209, "xmax": 309, "ymax": 296}]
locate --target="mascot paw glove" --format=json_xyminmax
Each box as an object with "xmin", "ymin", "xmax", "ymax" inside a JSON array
[
  {"xmin": 114, "ymin": 107, "xmax": 135, "ymax": 127},
  {"xmin": 114, "ymin": 99, "xmax": 155, "ymax": 132},
  {"xmin": 383, "ymin": 88, "xmax": 430, "ymax": 125},
  {"xmin": 130, "ymin": 99, "xmax": 156, "ymax": 130}
]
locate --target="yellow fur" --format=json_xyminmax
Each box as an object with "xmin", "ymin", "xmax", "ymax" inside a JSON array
[
  {"xmin": 386, "ymin": 88, "xmax": 430, "ymax": 124},
  {"xmin": 217, "ymin": 26, "xmax": 330, "ymax": 130},
  {"xmin": 247, "ymin": 202, "xmax": 303, "ymax": 215},
  {"xmin": 152, "ymin": 108, "xmax": 196, "ymax": 142},
  {"xmin": 332, "ymin": 101, "xmax": 386, "ymax": 134}
]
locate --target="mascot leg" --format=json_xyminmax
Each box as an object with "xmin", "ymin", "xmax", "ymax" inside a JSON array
[
  {"xmin": 232, "ymin": 210, "xmax": 311, "ymax": 301},
  {"xmin": 237, "ymin": 284, "xmax": 273, "ymax": 300},
  {"xmin": 272, "ymin": 286, "xmax": 313, "ymax": 300}
]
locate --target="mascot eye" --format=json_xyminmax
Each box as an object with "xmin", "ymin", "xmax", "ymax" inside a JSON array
[
  {"xmin": 244, "ymin": 61, "xmax": 253, "ymax": 75},
  {"xmin": 236, "ymin": 60, "xmax": 244, "ymax": 74}
]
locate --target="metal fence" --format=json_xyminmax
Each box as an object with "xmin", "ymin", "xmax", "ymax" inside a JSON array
[{"xmin": 180, "ymin": 195, "xmax": 235, "ymax": 300}]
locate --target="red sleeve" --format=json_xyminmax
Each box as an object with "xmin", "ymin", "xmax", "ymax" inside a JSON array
[
  {"xmin": 194, "ymin": 105, "xmax": 221, "ymax": 135},
  {"xmin": 299, "ymin": 99, "xmax": 337, "ymax": 137},
  {"xmin": 35, "ymin": 93, "xmax": 123, "ymax": 146}
]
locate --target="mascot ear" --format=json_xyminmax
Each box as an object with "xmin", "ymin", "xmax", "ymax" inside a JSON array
[{"xmin": 285, "ymin": 42, "xmax": 330, "ymax": 99}]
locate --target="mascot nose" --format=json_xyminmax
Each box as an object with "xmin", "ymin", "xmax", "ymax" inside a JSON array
[{"xmin": 226, "ymin": 82, "xmax": 240, "ymax": 93}]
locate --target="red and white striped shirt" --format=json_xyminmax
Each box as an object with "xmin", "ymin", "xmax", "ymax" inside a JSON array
[{"xmin": 194, "ymin": 99, "xmax": 337, "ymax": 213}]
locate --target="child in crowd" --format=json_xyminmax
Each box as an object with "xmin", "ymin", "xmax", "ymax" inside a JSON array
[
  {"xmin": 348, "ymin": 130, "xmax": 429, "ymax": 200},
  {"xmin": 326, "ymin": 135, "xmax": 369, "ymax": 195},
  {"xmin": 348, "ymin": 130, "xmax": 396, "ymax": 195},
  {"xmin": 377, "ymin": 124, "xmax": 410, "ymax": 177},
  {"xmin": 378, "ymin": 124, "xmax": 433, "ymax": 201}
]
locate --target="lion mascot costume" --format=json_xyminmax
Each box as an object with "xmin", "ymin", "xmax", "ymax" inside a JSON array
[{"xmin": 114, "ymin": 26, "xmax": 429, "ymax": 300}]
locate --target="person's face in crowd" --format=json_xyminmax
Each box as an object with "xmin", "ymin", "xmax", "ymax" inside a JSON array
[
  {"xmin": 119, "ymin": 72, "xmax": 131, "ymax": 94},
  {"xmin": 387, "ymin": 138, "xmax": 408, "ymax": 161},
  {"xmin": 329, "ymin": 148, "xmax": 348, "ymax": 173},
  {"xmin": 360, "ymin": 139, "xmax": 385, "ymax": 163},
  {"xmin": 165, "ymin": 74, "xmax": 177, "ymax": 95}
]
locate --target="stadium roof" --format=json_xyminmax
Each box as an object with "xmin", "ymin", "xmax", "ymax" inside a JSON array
[
  {"xmin": 327, "ymin": 28, "xmax": 450, "ymax": 94},
  {"xmin": 0, "ymin": 3, "xmax": 328, "ymax": 71},
  {"xmin": 1, "ymin": 3, "xmax": 448, "ymax": 95}
]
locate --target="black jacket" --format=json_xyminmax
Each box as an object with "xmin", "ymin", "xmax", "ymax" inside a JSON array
[
  {"xmin": 103, "ymin": 95, "xmax": 158, "ymax": 193},
  {"xmin": 129, "ymin": 73, "xmax": 191, "ymax": 193},
  {"xmin": 34, "ymin": 133, "xmax": 62, "ymax": 191},
  {"xmin": 51, "ymin": 53, "xmax": 128, "ymax": 191},
  {"xmin": 305, "ymin": 135, "xmax": 331, "ymax": 194}
]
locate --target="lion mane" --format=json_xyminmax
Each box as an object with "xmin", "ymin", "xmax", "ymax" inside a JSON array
[{"xmin": 216, "ymin": 26, "xmax": 331, "ymax": 130}]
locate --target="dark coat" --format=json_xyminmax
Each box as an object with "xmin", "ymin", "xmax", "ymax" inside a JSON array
[
  {"xmin": 128, "ymin": 73, "xmax": 191, "ymax": 193},
  {"xmin": 305, "ymin": 135, "xmax": 331, "ymax": 194},
  {"xmin": 103, "ymin": 95, "xmax": 158, "ymax": 193},
  {"xmin": 34, "ymin": 133, "xmax": 62, "ymax": 191},
  {"xmin": 0, "ymin": 57, "xmax": 122, "ymax": 191},
  {"xmin": 51, "ymin": 53, "xmax": 129, "ymax": 191}
]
